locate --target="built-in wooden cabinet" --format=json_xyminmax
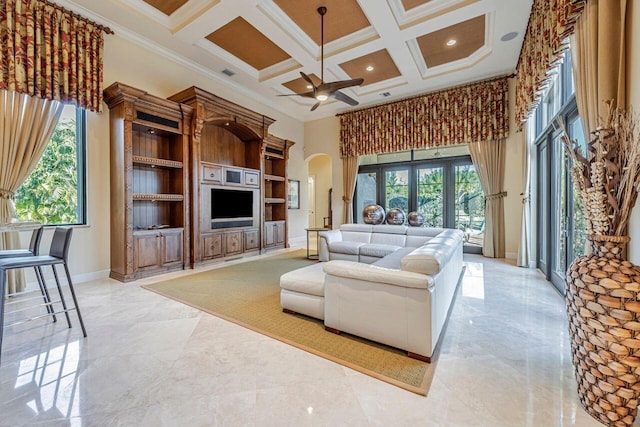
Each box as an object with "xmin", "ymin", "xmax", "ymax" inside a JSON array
[
  {"xmin": 263, "ymin": 135, "xmax": 294, "ymax": 250},
  {"xmin": 106, "ymin": 83, "xmax": 296, "ymax": 280},
  {"xmin": 104, "ymin": 82, "xmax": 192, "ymax": 282},
  {"xmin": 169, "ymin": 86, "xmax": 278, "ymax": 266}
]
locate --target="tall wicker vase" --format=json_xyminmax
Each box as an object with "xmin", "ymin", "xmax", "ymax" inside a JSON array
[{"xmin": 566, "ymin": 234, "xmax": 640, "ymax": 427}]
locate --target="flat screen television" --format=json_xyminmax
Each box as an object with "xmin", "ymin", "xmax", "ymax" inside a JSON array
[{"xmin": 211, "ymin": 188, "xmax": 253, "ymax": 219}]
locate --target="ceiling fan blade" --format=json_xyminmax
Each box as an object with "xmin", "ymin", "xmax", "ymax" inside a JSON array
[
  {"xmin": 310, "ymin": 102, "xmax": 321, "ymax": 111},
  {"xmin": 299, "ymin": 72, "xmax": 316, "ymax": 89},
  {"xmin": 319, "ymin": 78, "xmax": 365, "ymax": 93},
  {"xmin": 278, "ymin": 91, "xmax": 315, "ymax": 99},
  {"xmin": 331, "ymin": 90, "xmax": 359, "ymax": 106}
]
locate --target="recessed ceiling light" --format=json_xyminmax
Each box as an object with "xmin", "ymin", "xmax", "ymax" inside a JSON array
[
  {"xmin": 501, "ymin": 31, "xmax": 518, "ymax": 42},
  {"xmin": 366, "ymin": 65, "xmax": 374, "ymax": 71},
  {"xmin": 446, "ymin": 39, "xmax": 457, "ymax": 47},
  {"xmin": 306, "ymin": 85, "xmax": 313, "ymax": 89}
]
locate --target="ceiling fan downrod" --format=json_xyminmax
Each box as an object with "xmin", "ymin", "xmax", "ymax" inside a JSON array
[{"xmin": 318, "ymin": 6, "xmax": 326, "ymax": 84}]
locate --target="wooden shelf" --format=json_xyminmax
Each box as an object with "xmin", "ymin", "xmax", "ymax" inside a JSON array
[
  {"xmin": 133, "ymin": 193, "xmax": 184, "ymax": 202},
  {"xmin": 264, "ymin": 174, "xmax": 285, "ymax": 182},
  {"xmin": 265, "ymin": 197, "xmax": 286, "ymax": 204},
  {"xmin": 132, "ymin": 155, "xmax": 183, "ymax": 169}
]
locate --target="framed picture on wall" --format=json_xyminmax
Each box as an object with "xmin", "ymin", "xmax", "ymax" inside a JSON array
[{"xmin": 288, "ymin": 179, "xmax": 300, "ymax": 209}]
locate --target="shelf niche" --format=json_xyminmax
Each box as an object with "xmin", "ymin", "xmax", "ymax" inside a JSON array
[{"xmin": 103, "ymin": 82, "xmax": 193, "ymax": 282}]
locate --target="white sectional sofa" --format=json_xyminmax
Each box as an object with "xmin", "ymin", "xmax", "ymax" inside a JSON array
[{"xmin": 279, "ymin": 224, "xmax": 464, "ymax": 362}]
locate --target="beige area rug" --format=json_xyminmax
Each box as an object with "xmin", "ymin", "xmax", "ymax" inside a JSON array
[{"xmin": 143, "ymin": 250, "xmax": 437, "ymax": 395}]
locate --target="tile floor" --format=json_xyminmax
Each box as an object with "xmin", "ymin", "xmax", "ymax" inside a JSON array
[{"xmin": 0, "ymin": 251, "xmax": 618, "ymax": 426}]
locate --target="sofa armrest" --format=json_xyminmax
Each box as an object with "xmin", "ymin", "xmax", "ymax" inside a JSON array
[
  {"xmin": 323, "ymin": 260, "xmax": 433, "ymax": 290},
  {"xmin": 318, "ymin": 230, "xmax": 341, "ymax": 262}
]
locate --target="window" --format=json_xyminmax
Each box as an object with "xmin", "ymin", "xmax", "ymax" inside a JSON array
[
  {"xmin": 354, "ymin": 154, "xmax": 483, "ymax": 252},
  {"xmin": 14, "ymin": 105, "xmax": 87, "ymax": 225},
  {"xmin": 533, "ymin": 46, "xmax": 583, "ymax": 294}
]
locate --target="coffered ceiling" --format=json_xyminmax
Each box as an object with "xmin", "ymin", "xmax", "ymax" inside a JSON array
[{"xmin": 58, "ymin": 0, "xmax": 532, "ymax": 121}]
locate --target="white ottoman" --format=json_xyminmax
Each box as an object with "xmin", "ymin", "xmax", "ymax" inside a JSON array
[{"xmin": 280, "ymin": 262, "xmax": 326, "ymax": 320}]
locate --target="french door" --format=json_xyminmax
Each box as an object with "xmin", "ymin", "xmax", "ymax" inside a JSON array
[
  {"xmin": 355, "ymin": 156, "xmax": 483, "ymax": 253},
  {"xmin": 536, "ymin": 115, "xmax": 586, "ymax": 294}
]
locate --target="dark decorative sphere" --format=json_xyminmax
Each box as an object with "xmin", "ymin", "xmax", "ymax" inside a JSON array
[
  {"xmin": 386, "ymin": 208, "xmax": 406, "ymax": 225},
  {"xmin": 362, "ymin": 204, "xmax": 385, "ymax": 225},
  {"xmin": 407, "ymin": 211, "xmax": 425, "ymax": 227}
]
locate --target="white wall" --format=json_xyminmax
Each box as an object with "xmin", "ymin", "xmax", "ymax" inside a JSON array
[
  {"xmin": 303, "ymin": 78, "xmax": 525, "ymax": 258},
  {"xmin": 32, "ymin": 34, "xmax": 305, "ymax": 283},
  {"xmin": 504, "ymin": 78, "xmax": 526, "ymax": 258},
  {"xmin": 304, "ymin": 117, "xmax": 343, "ymax": 227},
  {"xmin": 626, "ymin": 1, "xmax": 640, "ymax": 263},
  {"xmin": 308, "ymin": 155, "xmax": 333, "ymax": 228}
]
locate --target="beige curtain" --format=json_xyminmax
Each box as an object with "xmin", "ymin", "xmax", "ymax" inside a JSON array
[
  {"xmin": 342, "ymin": 156, "xmax": 359, "ymax": 224},
  {"xmin": 517, "ymin": 131, "xmax": 531, "ymax": 267},
  {"xmin": 469, "ymin": 139, "xmax": 506, "ymax": 258},
  {"xmin": 0, "ymin": 90, "xmax": 63, "ymax": 294},
  {"xmin": 571, "ymin": 0, "xmax": 627, "ymax": 137}
]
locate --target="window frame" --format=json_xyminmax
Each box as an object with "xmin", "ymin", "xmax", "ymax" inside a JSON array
[{"xmin": 14, "ymin": 105, "xmax": 88, "ymax": 227}]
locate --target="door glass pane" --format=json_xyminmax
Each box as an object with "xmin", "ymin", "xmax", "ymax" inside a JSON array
[
  {"xmin": 539, "ymin": 144, "xmax": 549, "ymax": 263},
  {"xmin": 554, "ymin": 138, "xmax": 567, "ymax": 275},
  {"xmin": 569, "ymin": 118, "xmax": 587, "ymax": 258},
  {"xmin": 385, "ymin": 169, "xmax": 409, "ymax": 213},
  {"xmin": 416, "ymin": 167, "xmax": 443, "ymax": 227},
  {"xmin": 356, "ymin": 172, "xmax": 377, "ymax": 224},
  {"xmin": 455, "ymin": 164, "xmax": 485, "ymax": 248}
]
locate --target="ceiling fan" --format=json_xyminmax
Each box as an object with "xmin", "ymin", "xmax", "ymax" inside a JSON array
[{"xmin": 279, "ymin": 6, "xmax": 364, "ymax": 111}]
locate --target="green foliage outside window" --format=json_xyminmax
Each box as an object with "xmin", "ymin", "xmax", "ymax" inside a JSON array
[
  {"xmin": 416, "ymin": 168, "xmax": 444, "ymax": 227},
  {"xmin": 14, "ymin": 118, "xmax": 79, "ymax": 225}
]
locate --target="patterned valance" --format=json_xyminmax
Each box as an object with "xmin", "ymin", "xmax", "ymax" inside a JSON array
[
  {"xmin": 515, "ymin": 0, "xmax": 586, "ymax": 126},
  {"xmin": 338, "ymin": 77, "xmax": 509, "ymax": 157},
  {"xmin": 0, "ymin": 0, "xmax": 112, "ymax": 112}
]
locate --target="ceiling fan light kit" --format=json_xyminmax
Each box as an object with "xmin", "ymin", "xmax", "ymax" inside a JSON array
[{"xmin": 278, "ymin": 6, "xmax": 364, "ymax": 111}]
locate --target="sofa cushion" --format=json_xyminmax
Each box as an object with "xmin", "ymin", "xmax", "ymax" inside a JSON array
[
  {"xmin": 323, "ymin": 260, "xmax": 432, "ymax": 289},
  {"xmin": 329, "ymin": 241, "xmax": 366, "ymax": 255},
  {"xmin": 401, "ymin": 229, "xmax": 463, "ymax": 275},
  {"xmin": 280, "ymin": 262, "xmax": 325, "ymax": 297},
  {"xmin": 371, "ymin": 247, "xmax": 415, "ymax": 269},
  {"xmin": 370, "ymin": 225, "xmax": 407, "ymax": 246},
  {"xmin": 360, "ymin": 243, "xmax": 402, "ymax": 259},
  {"xmin": 405, "ymin": 227, "xmax": 442, "ymax": 247}
]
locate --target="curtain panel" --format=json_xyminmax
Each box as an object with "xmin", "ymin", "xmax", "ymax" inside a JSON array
[
  {"xmin": 338, "ymin": 77, "xmax": 509, "ymax": 157},
  {"xmin": 469, "ymin": 139, "xmax": 507, "ymax": 258},
  {"xmin": 0, "ymin": 89, "xmax": 63, "ymax": 293},
  {"xmin": 0, "ymin": 0, "xmax": 112, "ymax": 112},
  {"xmin": 514, "ymin": 0, "xmax": 586, "ymax": 127},
  {"xmin": 571, "ymin": 0, "xmax": 627, "ymax": 139}
]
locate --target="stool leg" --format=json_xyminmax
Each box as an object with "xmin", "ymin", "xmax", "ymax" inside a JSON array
[
  {"xmin": 0, "ymin": 269, "xmax": 5, "ymax": 365},
  {"xmin": 34, "ymin": 266, "xmax": 56, "ymax": 322},
  {"xmin": 62, "ymin": 263, "xmax": 86, "ymax": 338},
  {"xmin": 51, "ymin": 265, "xmax": 72, "ymax": 329}
]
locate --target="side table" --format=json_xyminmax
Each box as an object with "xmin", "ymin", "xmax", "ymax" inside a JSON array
[{"xmin": 305, "ymin": 227, "xmax": 326, "ymax": 260}]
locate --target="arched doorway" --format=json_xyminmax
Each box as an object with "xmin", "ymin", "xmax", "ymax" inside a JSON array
[{"xmin": 306, "ymin": 154, "xmax": 333, "ymax": 229}]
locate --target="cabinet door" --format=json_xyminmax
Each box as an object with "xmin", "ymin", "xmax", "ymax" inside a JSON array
[
  {"xmin": 134, "ymin": 233, "xmax": 160, "ymax": 271},
  {"xmin": 202, "ymin": 164, "xmax": 222, "ymax": 183},
  {"xmin": 202, "ymin": 233, "xmax": 222, "ymax": 259},
  {"xmin": 244, "ymin": 229, "xmax": 259, "ymax": 251},
  {"xmin": 275, "ymin": 223, "xmax": 285, "ymax": 245},
  {"xmin": 264, "ymin": 222, "xmax": 275, "ymax": 246},
  {"xmin": 224, "ymin": 231, "xmax": 243, "ymax": 255},
  {"xmin": 161, "ymin": 229, "xmax": 183, "ymax": 265}
]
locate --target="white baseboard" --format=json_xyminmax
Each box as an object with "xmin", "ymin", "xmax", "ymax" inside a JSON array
[
  {"xmin": 24, "ymin": 269, "xmax": 111, "ymax": 291},
  {"xmin": 289, "ymin": 235, "xmax": 307, "ymax": 244}
]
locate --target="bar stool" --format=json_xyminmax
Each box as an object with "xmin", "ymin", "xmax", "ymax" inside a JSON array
[
  {"xmin": 0, "ymin": 227, "xmax": 87, "ymax": 364},
  {"xmin": 0, "ymin": 226, "xmax": 55, "ymax": 319}
]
